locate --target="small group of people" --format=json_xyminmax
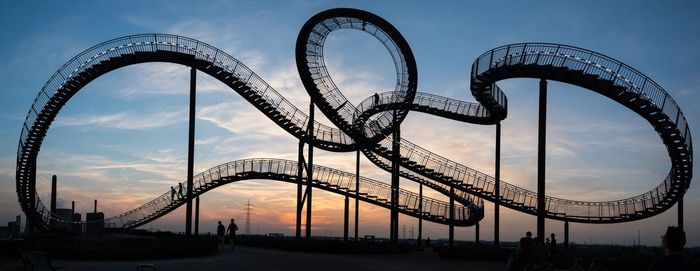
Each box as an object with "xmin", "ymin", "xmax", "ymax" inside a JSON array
[
  {"xmin": 170, "ymin": 183, "xmax": 185, "ymax": 201},
  {"xmin": 509, "ymin": 231, "xmax": 556, "ymax": 270},
  {"xmin": 508, "ymin": 227, "xmax": 696, "ymax": 271},
  {"xmin": 217, "ymin": 219, "xmax": 239, "ymax": 250}
]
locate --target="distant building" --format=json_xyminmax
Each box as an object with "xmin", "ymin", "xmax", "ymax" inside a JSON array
[
  {"xmin": 86, "ymin": 212, "xmax": 105, "ymax": 234},
  {"xmin": 50, "ymin": 208, "xmax": 73, "ymax": 232},
  {"xmin": 0, "ymin": 215, "xmax": 22, "ymax": 239}
]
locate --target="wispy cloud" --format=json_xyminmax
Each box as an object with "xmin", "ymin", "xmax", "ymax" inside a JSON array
[{"xmin": 54, "ymin": 109, "xmax": 187, "ymax": 129}]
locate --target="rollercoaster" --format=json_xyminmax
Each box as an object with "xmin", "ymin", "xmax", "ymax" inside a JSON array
[{"xmin": 16, "ymin": 8, "xmax": 692, "ymax": 238}]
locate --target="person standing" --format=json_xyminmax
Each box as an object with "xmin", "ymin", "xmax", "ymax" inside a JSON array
[
  {"xmin": 649, "ymin": 226, "xmax": 696, "ymax": 271},
  {"xmin": 516, "ymin": 231, "xmax": 534, "ymax": 270},
  {"xmin": 549, "ymin": 233, "xmax": 557, "ymax": 255},
  {"xmin": 227, "ymin": 218, "xmax": 239, "ymax": 250},
  {"xmin": 170, "ymin": 186, "xmax": 176, "ymax": 202},
  {"xmin": 178, "ymin": 183, "xmax": 184, "ymax": 199},
  {"xmin": 216, "ymin": 221, "xmax": 225, "ymax": 249}
]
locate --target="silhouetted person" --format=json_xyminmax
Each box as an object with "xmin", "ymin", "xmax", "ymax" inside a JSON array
[
  {"xmin": 373, "ymin": 93, "xmax": 380, "ymax": 107},
  {"xmin": 549, "ymin": 233, "xmax": 557, "ymax": 255},
  {"xmin": 216, "ymin": 221, "xmax": 225, "ymax": 248},
  {"xmin": 227, "ymin": 219, "xmax": 239, "ymax": 250},
  {"xmin": 170, "ymin": 186, "xmax": 176, "ymax": 202},
  {"xmin": 649, "ymin": 226, "xmax": 696, "ymax": 271},
  {"xmin": 516, "ymin": 231, "xmax": 534, "ymax": 270},
  {"xmin": 178, "ymin": 183, "xmax": 184, "ymax": 198}
]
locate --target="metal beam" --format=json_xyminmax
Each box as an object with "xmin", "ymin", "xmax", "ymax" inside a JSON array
[
  {"xmin": 449, "ymin": 185, "xmax": 455, "ymax": 248},
  {"xmin": 354, "ymin": 149, "xmax": 360, "ymax": 242},
  {"xmin": 306, "ymin": 102, "xmax": 314, "ymax": 241},
  {"xmin": 50, "ymin": 175, "xmax": 57, "ymax": 214},
  {"xmin": 194, "ymin": 196, "xmax": 200, "ymax": 236},
  {"xmin": 564, "ymin": 220, "xmax": 569, "ymax": 252},
  {"xmin": 185, "ymin": 67, "xmax": 196, "ymax": 236},
  {"xmin": 391, "ymin": 110, "xmax": 400, "ymax": 245},
  {"xmin": 537, "ymin": 78, "xmax": 547, "ymax": 241},
  {"xmin": 344, "ymin": 195, "xmax": 349, "ymax": 241},
  {"xmin": 495, "ymin": 122, "xmax": 501, "ymax": 247},
  {"xmin": 678, "ymin": 197, "xmax": 684, "ymax": 230},
  {"xmin": 296, "ymin": 139, "xmax": 303, "ymax": 241},
  {"xmin": 418, "ymin": 183, "xmax": 422, "ymax": 247}
]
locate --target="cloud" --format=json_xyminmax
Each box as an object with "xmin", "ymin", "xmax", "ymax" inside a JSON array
[{"xmin": 54, "ymin": 109, "xmax": 188, "ymax": 130}]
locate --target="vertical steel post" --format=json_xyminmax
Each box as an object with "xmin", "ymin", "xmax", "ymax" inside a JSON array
[
  {"xmin": 296, "ymin": 139, "xmax": 304, "ymax": 241},
  {"xmin": 449, "ymin": 185, "xmax": 455, "ymax": 248},
  {"xmin": 418, "ymin": 183, "xmax": 423, "ymax": 247},
  {"xmin": 194, "ymin": 196, "xmax": 200, "ymax": 236},
  {"xmin": 391, "ymin": 110, "xmax": 400, "ymax": 245},
  {"xmin": 185, "ymin": 67, "xmax": 196, "ymax": 236},
  {"xmin": 495, "ymin": 122, "xmax": 501, "ymax": 247},
  {"xmin": 354, "ymin": 149, "xmax": 360, "ymax": 242},
  {"xmin": 50, "ymin": 175, "xmax": 57, "ymax": 214},
  {"xmin": 306, "ymin": 103, "xmax": 314, "ymax": 241},
  {"xmin": 678, "ymin": 197, "xmax": 684, "ymax": 230},
  {"xmin": 564, "ymin": 220, "xmax": 569, "ymax": 252},
  {"xmin": 537, "ymin": 78, "xmax": 547, "ymax": 241},
  {"xmin": 344, "ymin": 195, "xmax": 349, "ymax": 241}
]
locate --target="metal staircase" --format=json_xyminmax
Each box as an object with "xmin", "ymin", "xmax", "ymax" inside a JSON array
[{"xmin": 101, "ymin": 158, "xmax": 481, "ymax": 229}]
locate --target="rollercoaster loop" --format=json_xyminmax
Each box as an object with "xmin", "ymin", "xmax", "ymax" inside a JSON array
[{"xmin": 16, "ymin": 8, "xmax": 692, "ymax": 230}]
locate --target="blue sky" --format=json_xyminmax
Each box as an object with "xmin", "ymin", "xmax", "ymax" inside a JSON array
[{"xmin": 1, "ymin": 1, "xmax": 699, "ymax": 245}]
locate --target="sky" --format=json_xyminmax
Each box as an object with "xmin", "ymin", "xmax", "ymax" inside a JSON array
[{"xmin": 1, "ymin": 1, "xmax": 699, "ymax": 246}]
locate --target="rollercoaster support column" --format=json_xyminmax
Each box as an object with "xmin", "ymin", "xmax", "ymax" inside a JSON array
[
  {"xmin": 344, "ymin": 195, "xmax": 349, "ymax": 241},
  {"xmin": 296, "ymin": 139, "xmax": 304, "ymax": 242},
  {"xmin": 564, "ymin": 220, "xmax": 569, "ymax": 252},
  {"xmin": 194, "ymin": 196, "xmax": 200, "ymax": 236},
  {"xmin": 449, "ymin": 185, "xmax": 455, "ymax": 248},
  {"xmin": 678, "ymin": 197, "xmax": 684, "ymax": 230},
  {"xmin": 391, "ymin": 110, "xmax": 401, "ymax": 245},
  {"xmin": 50, "ymin": 175, "xmax": 57, "ymax": 214},
  {"xmin": 185, "ymin": 67, "xmax": 197, "ymax": 236},
  {"xmin": 418, "ymin": 183, "xmax": 422, "ymax": 247},
  {"xmin": 537, "ymin": 78, "xmax": 547, "ymax": 242},
  {"xmin": 495, "ymin": 122, "xmax": 501, "ymax": 247},
  {"xmin": 354, "ymin": 150, "xmax": 360, "ymax": 242},
  {"xmin": 306, "ymin": 102, "xmax": 314, "ymax": 241}
]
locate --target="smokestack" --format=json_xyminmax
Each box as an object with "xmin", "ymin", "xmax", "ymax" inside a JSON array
[
  {"xmin": 71, "ymin": 201, "xmax": 75, "ymax": 215},
  {"xmin": 94, "ymin": 199, "xmax": 97, "ymax": 213},
  {"xmin": 50, "ymin": 175, "xmax": 57, "ymax": 213}
]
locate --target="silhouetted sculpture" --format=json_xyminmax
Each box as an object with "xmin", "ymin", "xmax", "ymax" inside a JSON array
[
  {"xmin": 227, "ymin": 218, "xmax": 239, "ymax": 250},
  {"xmin": 549, "ymin": 233, "xmax": 556, "ymax": 255},
  {"xmin": 649, "ymin": 226, "xmax": 697, "ymax": 271},
  {"xmin": 216, "ymin": 221, "xmax": 225, "ymax": 247}
]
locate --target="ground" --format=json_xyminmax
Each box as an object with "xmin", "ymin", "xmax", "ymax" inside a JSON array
[{"xmin": 2, "ymin": 245, "xmax": 505, "ymax": 271}]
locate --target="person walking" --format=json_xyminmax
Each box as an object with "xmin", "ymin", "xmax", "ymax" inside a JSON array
[
  {"xmin": 227, "ymin": 219, "xmax": 239, "ymax": 250},
  {"xmin": 216, "ymin": 221, "xmax": 226, "ymax": 249},
  {"xmin": 170, "ymin": 186, "xmax": 176, "ymax": 202},
  {"xmin": 178, "ymin": 183, "xmax": 184, "ymax": 199}
]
